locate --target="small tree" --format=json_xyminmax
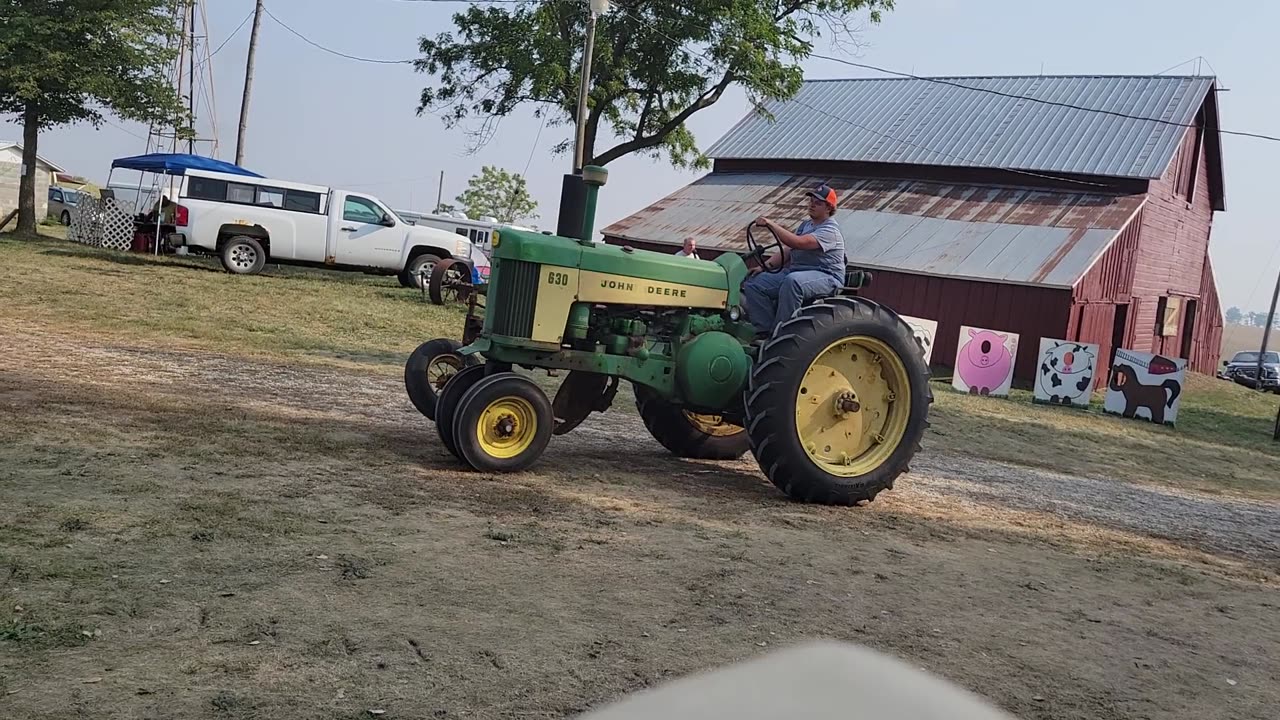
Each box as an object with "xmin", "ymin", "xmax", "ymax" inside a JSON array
[
  {"xmin": 0, "ymin": 0, "xmax": 187, "ymax": 235},
  {"xmin": 455, "ymin": 166, "xmax": 538, "ymax": 224},
  {"xmin": 1225, "ymin": 306, "xmax": 1243, "ymax": 325}
]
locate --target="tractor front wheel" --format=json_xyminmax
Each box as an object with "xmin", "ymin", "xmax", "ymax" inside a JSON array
[
  {"xmin": 435, "ymin": 364, "xmax": 488, "ymax": 460},
  {"xmin": 745, "ymin": 297, "xmax": 932, "ymax": 505},
  {"xmin": 404, "ymin": 338, "xmax": 479, "ymax": 420},
  {"xmin": 634, "ymin": 384, "xmax": 750, "ymax": 460},
  {"xmin": 453, "ymin": 373, "xmax": 554, "ymax": 472}
]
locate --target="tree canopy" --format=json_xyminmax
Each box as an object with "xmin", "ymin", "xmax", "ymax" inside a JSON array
[
  {"xmin": 414, "ymin": 0, "xmax": 892, "ymax": 169},
  {"xmin": 0, "ymin": 0, "xmax": 187, "ymax": 233},
  {"xmin": 456, "ymin": 166, "xmax": 539, "ymax": 224}
]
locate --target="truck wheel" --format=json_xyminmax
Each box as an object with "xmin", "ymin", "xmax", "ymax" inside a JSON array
[
  {"xmin": 634, "ymin": 384, "xmax": 749, "ymax": 460},
  {"xmin": 401, "ymin": 253, "xmax": 440, "ymax": 289},
  {"xmin": 60, "ymin": 210, "xmax": 71, "ymax": 225},
  {"xmin": 745, "ymin": 297, "xmax": 932, "ymax": 506},
  {"xmin": 435, "ymin": 364, "xmax": 488, "ymax": 460},
  {"xmin": 452, "ymin": 372, "xmax": 554, "ymax": 472},
  {"xmin": 220, "ymin": 236, "xmax": 267, "ymax": 275},
  {"xmin": 404, "ymin": 338, "xmax": 478, "ymax": 420}
]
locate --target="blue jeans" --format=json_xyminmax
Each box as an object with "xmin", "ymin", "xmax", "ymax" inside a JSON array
[{"xmin": 743, "ymin": 268, "xmax": 843, "ymax": 335}]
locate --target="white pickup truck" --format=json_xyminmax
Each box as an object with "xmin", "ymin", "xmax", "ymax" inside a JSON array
[{"xmin": 163, "ymin": 169, "xmax": 474, "ymax": 287}]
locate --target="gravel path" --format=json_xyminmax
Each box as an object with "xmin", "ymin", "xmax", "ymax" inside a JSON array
[{"xmin": 11, "ymin": 323, "xmax": 1279, "ymax": 565}]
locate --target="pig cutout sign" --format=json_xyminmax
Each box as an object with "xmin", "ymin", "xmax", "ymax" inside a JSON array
[{"xmin": 952, "ymin": 326, "xmax": 1019, "ymax": 397}]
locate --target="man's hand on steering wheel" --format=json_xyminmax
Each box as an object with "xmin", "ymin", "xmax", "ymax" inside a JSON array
[{"xmin": 746, "ymin": 218, "xmax": 785, "ymax": 274}]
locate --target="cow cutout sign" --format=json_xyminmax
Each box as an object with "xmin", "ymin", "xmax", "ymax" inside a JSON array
[
  {"xmin": 899, "ymin": 315, "xmax": 938, "ymax": 365},
  {"xmin": 952, "ymin": 326, "xmax": 1019, "ymax": 397},
  {"xmin": 1104, "ymin": 349, "xmax": 1186, "ymax": 426},
  {"xmin": 1034, "ymin": 339, "xmax": 1099, "ymax": 407}
]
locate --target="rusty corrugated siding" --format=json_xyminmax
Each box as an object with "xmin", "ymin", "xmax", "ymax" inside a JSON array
[{"xmin": 602, "ymin": 173, "xmax": 1144, "ymax": 289}]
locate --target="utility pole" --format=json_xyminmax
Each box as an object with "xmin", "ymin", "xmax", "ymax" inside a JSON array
[
  {"xmin": 436, "ymin": 171, "xmax": 444, "ymax": 214},
  {"xmin": 559, "ymin": 0, "xmax": 610, "ymax": 238},
  {"xmin": 187, "ymin": 0, "xmax": 196, "ymax": 154},
  {"xmin": 1255, "ymin": 264, "xmax": 1280, "ymax": 391},
  {"xmin": 235, "ymin": 0, "xmax": 265, "ymax": 166}
]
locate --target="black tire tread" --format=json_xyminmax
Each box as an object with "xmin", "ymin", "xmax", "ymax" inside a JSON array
[
  {"xmin": 435, "ymin": 364, "xmax": 488, "ymax": 460},
  {"xmin": 453, "ymin": 372, "xmax": 554, "ymax": 472},
  {"xmin": 404, "ymin": 338, "xmax": 475, "ymax": 420},
  {"xmin": 744, "ymin": 296, "xmax": 933, "ymax": 506},
  {"xmin": 633, "ymin": 384, "xmax": 750, "ymax": 460}
]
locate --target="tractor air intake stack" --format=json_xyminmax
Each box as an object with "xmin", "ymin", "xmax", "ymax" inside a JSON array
[{"xmin": 579, "ymin": 165, "xmax": 608, "ymax": 246}]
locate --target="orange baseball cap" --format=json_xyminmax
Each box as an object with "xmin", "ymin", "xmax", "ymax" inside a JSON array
[{"xmin": 806, "ymin": 183, "xmax": 838, "ymax": 208}]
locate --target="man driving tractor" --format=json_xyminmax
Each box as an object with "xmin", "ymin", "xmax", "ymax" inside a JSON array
[{"xmin": 744, "ymin": 183, "xmax": 846, "ymax": 337}]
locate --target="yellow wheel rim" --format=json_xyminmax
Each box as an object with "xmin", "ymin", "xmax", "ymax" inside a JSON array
[
  {"xmin": 682, "ymin": 411, "xmax": 744, "ymax": 437},
  {"xmin": 794, "ymin": 336, "xmax": 911, "ymax": 477},
  {"xmin": 476, "ymin": 397, "xmax": 538, "ymax": 459}
]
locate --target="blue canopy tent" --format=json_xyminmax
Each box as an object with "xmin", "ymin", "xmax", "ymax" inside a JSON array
[
  {"xmin": 104, "ymin": 153, "xmax": 261, "ymax": 255},
  {"xmin": 109, "ymin": 153, "xmax": 262, "ymax": 177}
]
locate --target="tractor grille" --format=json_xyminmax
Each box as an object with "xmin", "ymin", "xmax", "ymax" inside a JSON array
[{"xmin": 490, "ymin": 259, "xmax": 539, "ymax": 338}]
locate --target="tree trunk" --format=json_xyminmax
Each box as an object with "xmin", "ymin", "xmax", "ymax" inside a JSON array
[{"xmin": 16, "ymin": 104, "xmax": 40, "ymax": 236}]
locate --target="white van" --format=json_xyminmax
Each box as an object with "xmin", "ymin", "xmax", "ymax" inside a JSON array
[{"xmin": 166, "ymin": 169, "xmax": 474, "ymax": 287}]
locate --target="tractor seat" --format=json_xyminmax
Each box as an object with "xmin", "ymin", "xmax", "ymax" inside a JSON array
[{"xmin": 839, "ymin": 268, "xmax": 873, "ymax": 295}]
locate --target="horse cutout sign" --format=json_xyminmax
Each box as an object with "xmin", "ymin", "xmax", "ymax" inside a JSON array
[
  {"xmin": 952, "ymin": 326, "xmax": 1019, "ymax": 398},
  {"xmin": 1034, "ymin": 339, "xmax": 1099, "ymax": 407},
  {"xmin": 1104, "ymin": 349, "xmax": 1186, "ymax": 426}
]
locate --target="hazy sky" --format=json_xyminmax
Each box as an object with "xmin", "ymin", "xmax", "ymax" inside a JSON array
[{"xmin": 6, "ymin": 0, "xmax": 1278, "ymax": 309}]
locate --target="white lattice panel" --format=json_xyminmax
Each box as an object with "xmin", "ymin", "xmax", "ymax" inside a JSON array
[{"xmin": 68, "ymin": 196, "xmax": 136, "ymax": 251}]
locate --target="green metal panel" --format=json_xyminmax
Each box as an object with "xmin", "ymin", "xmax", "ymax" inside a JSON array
[
  {"xmin": 492, "ymin": 228, "xmax": 583, "ymax": 267},
  {"xmin": 675, "ymin": 331, "xmax": 750, "ymax": 408},
  {"xmin": 579, "ymin": 242, "xmax": 728, "ymax": 289}
]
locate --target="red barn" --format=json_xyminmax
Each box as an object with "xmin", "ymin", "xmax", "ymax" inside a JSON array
[{"xmin": 602, "ymin": 75, "xmax": 1226, "ymax": 383}]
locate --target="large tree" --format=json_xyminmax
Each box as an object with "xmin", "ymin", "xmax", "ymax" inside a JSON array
[
  {"xmin": 456, "ymin": 165, "xmax": 539, "ymax": 224},
  {"xmin": 415, "ymin": 0, "xmax": 892, "ymax": 169},
  {"xmin": 0, "ymin": 0, "xmax": 187, "ymax": 234}
]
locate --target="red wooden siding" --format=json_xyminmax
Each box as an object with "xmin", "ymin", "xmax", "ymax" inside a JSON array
[
  {"xmin": 1073, "ymin": 209, "xmax": 1141, "ymax": 302},
  {"xmin": 1128, "ymin": 120, "xmax": 1216, "ymax": 362},
  {"xmin": 1189, "ymin": 253, "xmax": 1224, "ymax": 373},
  {"xmin": 859, "ymin": 270, "xmax": 1073, "ymax": 384}
]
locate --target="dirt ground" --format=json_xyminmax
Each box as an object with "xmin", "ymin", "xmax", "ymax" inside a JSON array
[{"xmin": 1, "ymin": 318, "xmax": 1278, "ymax": 720}]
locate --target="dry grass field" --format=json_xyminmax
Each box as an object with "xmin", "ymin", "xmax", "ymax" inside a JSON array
[{"xmin": 2, "ymin": 231, "xmax": 1278, "ymax": 720}]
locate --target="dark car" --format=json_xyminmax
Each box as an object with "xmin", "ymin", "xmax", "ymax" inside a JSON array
[{"xmin": 1221, "ymin": 350, "xmax": 1280, "ymax": 392}]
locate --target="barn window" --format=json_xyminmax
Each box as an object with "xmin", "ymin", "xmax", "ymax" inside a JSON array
[
  {"xmin": 1180, "ymin": 110, "xmax": 1205, "ymax": 200},
  {"xmin": 1155, "ymin": 296, "xmax": 1181, "ymax": 337}
]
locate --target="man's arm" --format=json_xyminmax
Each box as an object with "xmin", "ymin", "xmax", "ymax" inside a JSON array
[{"xmin": 755, "ymin": 216, "xmax": 820, "ymax": 251}]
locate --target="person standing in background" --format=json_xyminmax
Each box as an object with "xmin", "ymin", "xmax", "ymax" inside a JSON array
[{"xmin": 675, "ymin": 237, "xmax": 700, "ymax": 260}]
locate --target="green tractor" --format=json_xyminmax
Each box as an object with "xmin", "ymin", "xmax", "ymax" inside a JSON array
[{"xmin": 405, "ymin": 167, "xmax": 932, "ymax": 506}]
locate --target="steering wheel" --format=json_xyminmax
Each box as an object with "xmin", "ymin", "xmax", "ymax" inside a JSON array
[{"xmin": 745, "ymin": 221, "xmax": 785, "ymax": 273}]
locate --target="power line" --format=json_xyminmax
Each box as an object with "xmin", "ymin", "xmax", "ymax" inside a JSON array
[
  {"xmin": 806, "ymin": 52, "xmax": 1280, "ymax": 143},
  {"xmin": 612, "ymin": 4, "xmax": 1107, "ymax": 188},
  {"xmin": 202, "ymin": 6, "xmax": 255, "ymax": 65},
  {"xmin": 260, "ymin": 4, "xmax": 415, "ymax": 64},
  {"xmin": 522, "ymin": 112, "xmax": 548, "ymax": 177}
]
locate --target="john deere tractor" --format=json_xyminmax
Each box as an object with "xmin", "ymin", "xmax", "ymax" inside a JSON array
[{"xmin": 407, "ymin": 166, "xmax": 932, "ymax": 506}]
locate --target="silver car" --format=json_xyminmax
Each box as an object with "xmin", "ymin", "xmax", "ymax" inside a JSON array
[{"xmin": 47, "ymin": 186, "xmax": 81, "ymax": 225}]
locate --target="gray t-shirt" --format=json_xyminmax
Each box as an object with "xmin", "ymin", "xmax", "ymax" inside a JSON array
[{"xmin": 788, "ymin": 217, "xmax": 845, "ymax": 281}]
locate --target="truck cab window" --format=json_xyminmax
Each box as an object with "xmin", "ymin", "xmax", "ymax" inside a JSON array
[
  {"xmin": 227, "ymin": 183, "xmax": 255, "ymax": 204},
  {"xmin": 344, "ymin": 196, "xmax": 387, "ymax": 225},
  {"xmin": 256, "ymin": 187, "xmax": 285, "ymax": 208}
]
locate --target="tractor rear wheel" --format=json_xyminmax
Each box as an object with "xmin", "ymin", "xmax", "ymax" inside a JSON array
[
  {"xmin": 404, "ymin": 338, "xmax": 478, "ymax": 420},
  {"xmin": 634, "ymin": 384, "xmax": 750, "ymax": 460},
  {"xmin": 745, "ymin": 297, "xmax": 931, "ymax": 506},
  {"xmin": 435, "ymin": 364, "xmax": 488, "ymax": 460},
  {"xmin": 453, "ymin": 373, "xmax": 554, "ymax": 472}
]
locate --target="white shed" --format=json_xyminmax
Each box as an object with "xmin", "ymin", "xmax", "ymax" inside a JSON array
[{"xmin": 0, "ymin": 142, "xmax": 66, "ymax": 220}]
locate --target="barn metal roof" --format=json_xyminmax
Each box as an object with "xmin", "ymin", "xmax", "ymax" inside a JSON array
[
  {"xmin": 706, "ymin": 75, "xmax": 1215, "ymax": 181},
  {"xmin": 601, "ymin": 173, "xmax": 1146, "ymax": 289}
]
